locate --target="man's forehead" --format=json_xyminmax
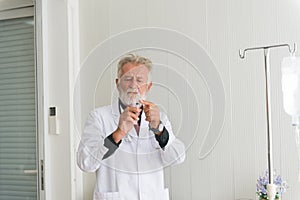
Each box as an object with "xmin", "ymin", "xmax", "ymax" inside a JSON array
[{"xmin": 120, "ymin": 64, "xmax": 149, "ymax": 77}]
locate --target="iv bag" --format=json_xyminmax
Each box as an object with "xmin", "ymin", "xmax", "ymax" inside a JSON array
[
  {"xmin": 281, "ymin": 56, "xmax": 300, "ymax": 125},
  {"xmin": 281, "ymin": 55, "xmax": 300, "ymax": 182}
]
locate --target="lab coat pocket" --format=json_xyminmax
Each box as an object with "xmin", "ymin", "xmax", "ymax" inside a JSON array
[
  {"xmin": 150, "ymin": 137, "xmax": 161, "ymax": 150},
  {"xmin": 94, "ymin": 191, "xmax": 122, "ymax": 200}
]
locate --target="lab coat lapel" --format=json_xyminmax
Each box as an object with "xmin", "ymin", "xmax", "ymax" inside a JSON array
[
  {"xmin": 111, "ymin": 101, "xmax": 120, "ymax": 126},
  {"xmin": 139, "ymin": 110, "xmax": 151, "ymax": 138}
]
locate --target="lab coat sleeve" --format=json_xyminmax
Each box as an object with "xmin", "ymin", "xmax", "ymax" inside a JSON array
[
  {"xmin": 159, "ymin": 113, "xmax": 186, "ymax": 166},
  {"xmin": 77, "ymin": 109, "xmax": 109, "ymax": 172}
]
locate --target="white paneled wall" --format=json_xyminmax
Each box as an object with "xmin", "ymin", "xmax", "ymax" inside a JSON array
[{"xmin": 78, "ymin": 0, "xmax": 300, "ymax": 199}]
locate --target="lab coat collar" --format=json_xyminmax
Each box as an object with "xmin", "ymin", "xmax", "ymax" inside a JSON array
[{"xmin": 112, "ymin": 100, "xmax": 120, "ymax": 117}]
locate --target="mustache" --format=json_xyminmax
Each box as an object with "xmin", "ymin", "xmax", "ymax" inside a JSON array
[{"xmin": 126, "ymin": 88, "xmax": 139, "ymax": 93}]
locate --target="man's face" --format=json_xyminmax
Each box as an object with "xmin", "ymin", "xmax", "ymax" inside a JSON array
[{"xmin": 116, "ymin": 62, "xmax": 152, "ymax": 106}]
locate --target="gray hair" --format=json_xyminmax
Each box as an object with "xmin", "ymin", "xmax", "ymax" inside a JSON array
[{"xmin": 117, "ymin": 54, "xmax": 152, "ymax": 79}]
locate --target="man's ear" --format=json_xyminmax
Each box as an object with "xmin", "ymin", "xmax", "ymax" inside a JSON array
[
  {"xmin": 115, "ymin": 78, "xmax": 119, "ymax": 86},
  {"xmin": 147, "ymin": 82, "xmax": 152, "ymax": 92}
]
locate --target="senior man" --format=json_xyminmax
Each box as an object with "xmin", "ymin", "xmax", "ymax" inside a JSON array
[{"xmin": 77, "ymin": 54, "xmax": 185, "ymax": 200}]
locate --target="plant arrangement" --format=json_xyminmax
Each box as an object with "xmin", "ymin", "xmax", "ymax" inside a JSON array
[{"xmin": 256, "ymin": 170, "xmax": 287, "ymax": 200}]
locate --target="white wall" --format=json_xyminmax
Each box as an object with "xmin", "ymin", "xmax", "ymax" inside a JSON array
[
  {"xmin": 41, "ymin": 0, "xmax": 300, "ymax": 199},
  {"xmin": 78, "ymin": 0, "xmax": 300, "ymax": 200}
]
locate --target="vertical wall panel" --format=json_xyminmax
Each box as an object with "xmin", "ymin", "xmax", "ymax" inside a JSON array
[
  {"xmin": 79, "ymin": 0, "xmax": 110, "ymax": 62},
  {"xmin": 206, "ymin": 0, "xmax": 236, "ymax": 199},
  {"xmin": 109, "ymin": 0, "xmax": 147, "ymax": 35},
  {"xmin": 164, "ymin": 0, "xmax": 187, "ymax": 33},
  {"xmin": 185, "ymin": 0, "xmax": 208, "ymax": 48},
  {"xmin": 145, "ymin": 0, "xmax": 165, "ymax": 27}
]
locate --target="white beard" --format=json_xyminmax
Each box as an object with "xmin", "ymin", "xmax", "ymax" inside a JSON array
[{"xmin": 118, "ymin": 86, "xmax": 146, "ymax": 107}]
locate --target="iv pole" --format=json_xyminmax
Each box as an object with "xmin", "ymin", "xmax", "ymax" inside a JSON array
[{"xmin": 239, "ymin": 43, "xmax": 297, "ymax": 200}]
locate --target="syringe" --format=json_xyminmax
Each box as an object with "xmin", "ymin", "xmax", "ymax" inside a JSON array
[{"xmin": 133, "ymin": 88, "xmax": 141, "ymax": 125}]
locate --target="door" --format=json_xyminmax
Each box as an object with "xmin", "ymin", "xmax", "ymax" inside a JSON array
[{"xmin": 0, "ymin": 1, "xmax": 41, "ymax": 199}]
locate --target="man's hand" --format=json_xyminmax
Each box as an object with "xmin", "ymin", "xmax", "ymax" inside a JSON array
[
  {"xmin": 113, "ymin": 106, "xmax": 141, "ymax": 143},
  {"xmin": 141, "ymin": 100, "xmax": 160, "ymax": 129}
]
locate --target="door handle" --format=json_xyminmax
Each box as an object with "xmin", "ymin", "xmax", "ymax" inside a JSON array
[{"xmin": 23, "ymin": 169, "xmax": 37, "ymax": 174}]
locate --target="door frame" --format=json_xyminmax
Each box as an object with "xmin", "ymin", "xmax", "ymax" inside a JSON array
[
  {"xmin": 0, "ymin": 1, "xmax": 45, "ymax": 199},
  {"xmin": 35, "ymin": 0, "xmax": 45, "ymax": 199}
]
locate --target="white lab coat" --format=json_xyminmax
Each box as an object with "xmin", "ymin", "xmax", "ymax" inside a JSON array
[{"xmin": 77, "ymin": 101, "xmax": 186, "ymax": 200}]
